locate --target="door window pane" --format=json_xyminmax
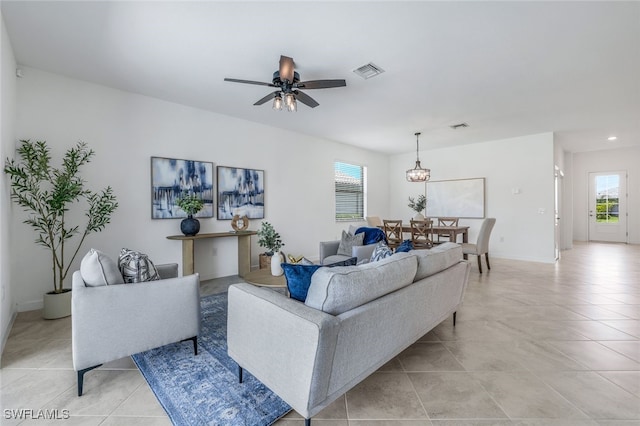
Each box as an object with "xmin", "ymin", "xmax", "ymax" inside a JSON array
[{"xmin": 595, "ymin": 175, "xmax": 620, "ymax": 223}]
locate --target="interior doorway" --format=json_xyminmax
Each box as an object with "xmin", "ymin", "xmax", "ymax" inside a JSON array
[{"xmin": 588, "ymin": 171, "xmax": 627, "ymax": 243}]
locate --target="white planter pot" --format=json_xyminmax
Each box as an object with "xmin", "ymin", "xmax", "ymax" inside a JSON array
[
  {"xmin": 270, "ymin": 252, "xmax": 284, "ymax": 276},
  {"xmin": 42, "ymin": 289, "xmax": 72, "ymax": 320},
  {"xmin": 413, "ymin": 212, "xmax": 425, "ymax": 221}
]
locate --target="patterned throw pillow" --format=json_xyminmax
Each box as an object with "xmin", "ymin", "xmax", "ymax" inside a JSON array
[
  {"xmin": 337, "ymin": 230, "xmax": 364, "ymax": 256},
  {"xmin": 118, "ymin": 248, "xmax": 160, "ymax": 283},
  {"xmin": 370, "ymin": 241, "xmax": 393, "ymax": 262}
]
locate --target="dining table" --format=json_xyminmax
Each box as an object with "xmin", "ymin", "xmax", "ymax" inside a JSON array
[{"xmin": 381, "ymin": 224, "xmax": 470, "ymax": 244}]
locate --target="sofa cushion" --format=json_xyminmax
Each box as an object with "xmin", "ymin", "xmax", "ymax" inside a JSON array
[
  {"xmin": 80, "ymin": 249, "xmax": 125, "ymax": 287},
  {"xmin": 411, "ymin": 242, "xmax": 463, "ymax": 281},
  {"xmin": 283, "ymin": 257, "xmax": 358, "ymax": 302},
  {"xmin": 337, "ymin": 230, "xmax": 364, "ymax": 256},
  {"xmin": 354, "ymin": 226, "xmax": 387, "ymax": 245},
  {"xmin": 370, "ymin": 241, "xmax": 393, "ymax": 262},
  {"xmin": 118, "ymin": 248, "xmax": 161, "ymax": 283},
  {"xmin": 305, "ymin": 252, "xmax": 418, "ymax": 315}
]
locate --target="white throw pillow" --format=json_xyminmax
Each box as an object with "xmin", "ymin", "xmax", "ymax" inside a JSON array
[{"xmin": 80, "ymin": 249, "xmax": 125, "ymax": 287}]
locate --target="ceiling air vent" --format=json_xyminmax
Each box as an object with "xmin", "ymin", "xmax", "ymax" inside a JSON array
[
  {"xmin": 353, "ymin": 62, "xmax": 385, "ymax": 79},
  {"xmin": 450, "ymin": 122, "xmax": 469, "ymax": 130}
]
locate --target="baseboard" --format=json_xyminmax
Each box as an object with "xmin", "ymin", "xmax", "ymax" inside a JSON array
[
  {"xmin": 0, "ymin": 311, "xmax": 17, "ymax": 367},
  {"xmin": 16, "ymin": 299, "xmax": 43, "ymax": 312}
]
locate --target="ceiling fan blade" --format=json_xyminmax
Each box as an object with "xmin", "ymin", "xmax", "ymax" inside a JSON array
[
  {"xmin": 224, "ymin": 78, "xmax": 276, "ymax": 87},
  {"xmin": 253, "ymin": 91, "xmax": 280, "ymax": 106},
  {"xmin": 294, "ymin": 90, "xmax": 319, "ymax": 108},
  {"xmin": 279, "ymin": 55, "xmax": 295, "ymax": 83},
  {"xmin": 296, "ymin": 79, "xmax": 347, "ymax": 89}
]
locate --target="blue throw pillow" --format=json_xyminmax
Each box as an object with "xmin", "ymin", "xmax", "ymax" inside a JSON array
[
  {"xmin": 354, "ymin": 226, "xmax": 387, "ymax": 245},
  {"xmin": 395, "ymin": 240, "xmax": 414, "ymax": 253},
  {"xmin": 282, "ymin": 263, "xmax": 321, "ymax": 302}
]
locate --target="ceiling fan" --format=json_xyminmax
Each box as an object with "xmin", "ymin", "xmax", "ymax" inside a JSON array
[{"xmin": 224, "ymin": 55, "xmax": 346, "ymax": 111}]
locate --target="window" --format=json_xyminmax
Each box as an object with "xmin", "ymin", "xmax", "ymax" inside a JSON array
[
  {"xmin": 334, "ymin": 161, "xmax": 365, "ymax": 221},
  {"xmin": 595, "ymin": 174, "xmax": 620, "ymax": 223}
]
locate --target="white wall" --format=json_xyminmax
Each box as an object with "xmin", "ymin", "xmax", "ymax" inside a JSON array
[
  {"xmin": 388, "ymin": 133, "xmax": 556, "ymax": 263},
  {"xmin": 572, "ymin": 147, "xmax": 640, "ymax": 243},
  {"xmin": 1, "ymin": 12, "xmax": 17, "ymax": 356},
  {"xmin": 12, "ymin": 67, "xmax": 390, "ymax": 310}
]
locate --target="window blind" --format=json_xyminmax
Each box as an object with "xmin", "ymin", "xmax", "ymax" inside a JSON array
[{"xmin": 334, "ymin": 161, "xmax": 364, "ymax": 221}]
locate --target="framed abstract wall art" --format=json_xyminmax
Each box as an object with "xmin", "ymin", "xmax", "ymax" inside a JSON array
[
  {"xmin": 217, "ymin": 166, "xmax": 265, "ymax": 220},
  {"xmin": 150, "ymin": 156, "xmax": 214, "ymax": 219}
]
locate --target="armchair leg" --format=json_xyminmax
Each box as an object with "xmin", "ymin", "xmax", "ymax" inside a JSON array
[
  {"xmin": 238, "ymin": 365, "xmax": 244, "ymax": 383},
  {"xmin": 453, "ymin": 311, "xmax": 457, "ymax": 326},
  {"xmin": 477, "ymin": 255, "xmax": 483, "ymax": 273},
  {"xmin": 77, "ymin": 364, "xmax": 102, "ymax": 396},
  {"xmin": 485, "ymin": 253, "xmax": 491, "ymax": 270},
  {"xmin": 181, "ymin": 336, "xmax": 198, "ymax": 355}
]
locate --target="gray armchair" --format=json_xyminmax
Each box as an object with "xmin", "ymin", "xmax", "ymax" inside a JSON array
[
  {"xmin": 319, "ymin": 240, "xmax": 377, "ymax": 265},
  {"xmin": 72, "ymin": 263, "xmax": 200, "ymax": 396}
]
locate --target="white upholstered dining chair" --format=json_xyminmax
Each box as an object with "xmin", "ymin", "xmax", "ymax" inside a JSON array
[{"xmin": 461, "ymin": 218, "xmax": 496, "ymax": 273}]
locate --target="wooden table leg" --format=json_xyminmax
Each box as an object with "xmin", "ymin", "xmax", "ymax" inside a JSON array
[
  {"xmin": 237, "ymin": 234, "xmax": 251, "ymax": 278},
  {"xmin": 182, "ymin": 239, "xmax": 195, "ymax": 276},
  {"xmin": 462, "ymin": 230, "xmax": 468, "ymax": 243}
]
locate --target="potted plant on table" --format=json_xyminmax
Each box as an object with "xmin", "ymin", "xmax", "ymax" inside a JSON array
[
  {"xmin": 408, "ymin": 194, "xmax": 427, "ymax": 220},
  {"xmin": 176, "ymin": 193, "xmax": 204, "ymax": 236},
  {"xmin": 256, "ymin": 221, "xmax": 285, "ymax": 276},
  {"xmin": 4, "ymin": 140, "xmax": 118, "ymax": 319}
]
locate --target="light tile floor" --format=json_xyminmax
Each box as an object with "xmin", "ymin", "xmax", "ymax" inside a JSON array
[{"xmin": 2, "ymin": 242, "xmax": 639, "ymax": 425}]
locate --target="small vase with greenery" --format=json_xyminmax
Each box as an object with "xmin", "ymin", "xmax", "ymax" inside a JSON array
[
  {"xmin": 257, "ymin": 221, "xmax": 284, "ymax": 255},
  {"xmin": 408, "ymin": 194, "xmax": 427, "ymax": 219},
  {"xmin": 176, "ymin": 193, "xmax": 204, "ymax": 236},
  {"xmin": 4, "ymin": 140, "xmax": 118, "ymax": 316},
  {"xmin": 176, "ymin": 194, "xmax": 204, "ymax": 217}
]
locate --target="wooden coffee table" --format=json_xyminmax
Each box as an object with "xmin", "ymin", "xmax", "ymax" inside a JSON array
[{"xmin": 243, "ymin": 268, "xmax": 286, "ymax": 288}]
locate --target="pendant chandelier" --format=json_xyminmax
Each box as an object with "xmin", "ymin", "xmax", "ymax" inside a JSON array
[{"xmin": 406, "ymin": 132, "xmax": 430, "ymax": 182}]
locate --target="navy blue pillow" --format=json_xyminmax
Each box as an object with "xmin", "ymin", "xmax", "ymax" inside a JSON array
[
  {"xmin": 281, "ymin": 257, "xmax": 358, "ymax": 302},
  {"xmin": 325, "ymin": 256, "xmax": 358, "ymax": 267},
  {"xmin": 282, "ymin": 263, "xmax": 321, "ymax": 302},
  {"xmin": 395, "ymin": 240, "xmax": 414, "ymax": 253},
  {"xmin": 354, "ymin": 226, "xmax": 387, "ymax": 245}
]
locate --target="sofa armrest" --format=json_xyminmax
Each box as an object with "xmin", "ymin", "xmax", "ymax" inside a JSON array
[
  {"xmin": 72, "ymin": 271, "xmax": 200, "ymax": 371},
  {"xmin": 156, "ymin": 263, "xmax": 179, "ymax": 279},
  {"xmin": 352, "ymin": 244, "xmax": 376, "ymax": 263},
  {"xmin": 319, "ymin": 240, "xmax": 340, "ymax": 263},
  {"xmin": 227, "ymin": 283, "xmax": 340, "ymax": 418}
]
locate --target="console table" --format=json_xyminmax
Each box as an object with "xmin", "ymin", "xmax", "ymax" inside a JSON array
[{"xmin": 167, "ymin": 231, "xmax": 257, "ymax": 278}]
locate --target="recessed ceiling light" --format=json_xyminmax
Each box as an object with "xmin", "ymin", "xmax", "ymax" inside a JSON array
[{"xmin": 607, "ymin": 136, "xmax": 617, "ymax": 141}]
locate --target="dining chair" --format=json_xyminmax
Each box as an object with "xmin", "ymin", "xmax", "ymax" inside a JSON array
[
  {"xmin": 366, "ymin": 216, "xmax": 383, "ymax": 227},
  {"xmin": 437, "ymin": 217, "xmax": 460, "ymax": 243},
  {"xmin": 382, "ymin": 220, "xmax": 403, "ymax": 249},
  {"xmin": 410, "ymin": 219, "xmax": 433, "ymax": 250},
  {"xmin": 462, "ymin": 218, "xmax": 496, "ymax": 273}
]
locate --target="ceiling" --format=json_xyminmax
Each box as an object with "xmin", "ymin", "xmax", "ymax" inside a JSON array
[{"xmin": 2, "ymin": 1, "xmax": 639, "ymax": 155}]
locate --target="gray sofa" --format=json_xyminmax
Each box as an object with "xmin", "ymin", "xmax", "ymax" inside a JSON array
[
  {"xmin": 72, "ymin": 263, "xmax": 201, "ymax": 396},
  {"xmin": 227, "ymin": 242, "xmax": 469, "ymax": 425}
]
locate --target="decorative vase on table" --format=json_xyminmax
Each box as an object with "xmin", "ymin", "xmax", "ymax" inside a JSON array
[
  {"xmin": 413, "ymin": 212, "xmax": 425, "ymax": 221},
  {"xmin": 270, "ymin": 252, "xmax": 284, "ymax": 276},
  {"xmin": 180, "ymin": 215, "xmax": 200, "ymax": 236}
]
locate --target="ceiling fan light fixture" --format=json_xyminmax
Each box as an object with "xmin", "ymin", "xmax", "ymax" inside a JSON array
[
  {"xmin": 285, "ymin": 93, "xmax": 297, "ymax": 112},
  {"xmin": 272, "ymin": 93, "xmax": 283, "ymax": 110},
  {"xmin": 406, "ymin": 132, "xmax": 431, "ymax": 182}
]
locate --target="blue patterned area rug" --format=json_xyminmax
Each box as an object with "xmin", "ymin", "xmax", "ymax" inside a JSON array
[{"xmin": 132, "ymin": 292, "xmax": 291, "ymax": 425}]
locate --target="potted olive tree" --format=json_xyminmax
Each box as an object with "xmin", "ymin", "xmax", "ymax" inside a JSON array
[
  {"xmin": 256, "ymin": 221, "xmax": 285, "ymax": 276},
  {"xmin": 175, "ymin": 193, "xmax": 204, "ymax": 236},
  {"xmin": 4, "ymin": 140, "xmax": 118, "ymax": 319},
  {"xmin": 408, "ymin": 194, "xmax": 427, "ymax": 220}
]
